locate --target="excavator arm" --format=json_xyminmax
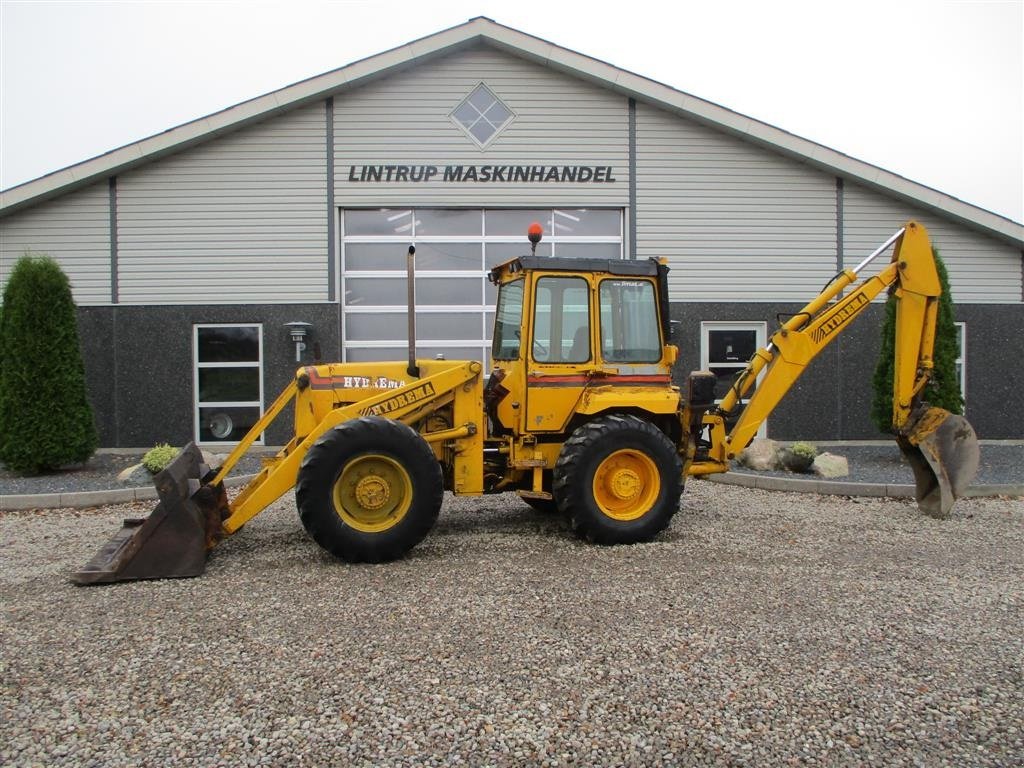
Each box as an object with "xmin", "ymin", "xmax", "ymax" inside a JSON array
[{"xmin": 688, "ymin": 222, "xmax": 979, "ymax": 517}]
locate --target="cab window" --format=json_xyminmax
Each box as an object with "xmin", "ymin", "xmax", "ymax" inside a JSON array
[
  {"xmin": 599, "ymin": 279, "xmax": 661, "ymax": 363},
  {"xmin": 533, "ymin": 277, "xmax": 591, "ymax": 364},
  {"xmin": 492, "ymin": 279, "xmax": 524, "ymax": 360}
]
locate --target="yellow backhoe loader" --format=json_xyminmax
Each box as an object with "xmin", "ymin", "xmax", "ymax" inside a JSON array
[{"xmin": 73, "ymin": 221, "xmax": 979, "ymax": 584}]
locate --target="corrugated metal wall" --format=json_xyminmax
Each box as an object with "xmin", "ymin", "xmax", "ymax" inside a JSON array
[
  {"xmin": 0, "ymin": 182, "xmax": 111, "ymax": 305},
  {"xmin": 2, "ymin": 40, "xmax": 1021, "ymax": 446},
  {"xmin": 2, "ymin": 44, "xmax": 1019, "ymax": 313},
  {"xmin": 116, "ymin": 104, "xmax": 328, "ymax": 304},
  {"xmin": 634, "ymin": 102, "xmax": 838, "ymax": 302},
  {"xmin": 334, "ymin": 47, "xmax": 629, "ymax": 207},
  {"xmin": 842, "ymin": 183, "xmax": 1022, "ymax": 303}
]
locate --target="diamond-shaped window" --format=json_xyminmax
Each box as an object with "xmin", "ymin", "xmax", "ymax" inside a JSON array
[{"xmin": 450, "ymin": 84, "xmax": 515, "ymax": 148}]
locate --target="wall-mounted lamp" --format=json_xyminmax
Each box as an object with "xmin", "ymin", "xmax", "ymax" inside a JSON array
[{"xmin": 284, "ymin": 321, "xmax": 313, "ymax": 362}]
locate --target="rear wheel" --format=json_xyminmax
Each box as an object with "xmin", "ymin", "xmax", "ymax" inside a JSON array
[
  {"xmin": 296, "ymin": 416, "xmax": 442, "ymax": 562},
  {"xmin": 553, "ymin": 415, "xmax": 683, "ymax": 544}
]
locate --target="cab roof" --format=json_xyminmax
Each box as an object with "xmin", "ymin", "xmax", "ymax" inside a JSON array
[{"xmin": 488, "ymin": 256, "xmax": 663, "ymax": 283}]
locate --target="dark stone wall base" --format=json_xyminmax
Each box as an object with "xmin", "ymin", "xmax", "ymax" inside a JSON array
[
  {"xmin": 77, "ymin": 300, "xmax": 1021, "ymax": 446},
  {"xmin": 78, "ymin": 304, "xmax": 341, "ymax": 447},
  {"xmin": 668, "ymin": 302, "xmax": 1022, "ymax": 440}
]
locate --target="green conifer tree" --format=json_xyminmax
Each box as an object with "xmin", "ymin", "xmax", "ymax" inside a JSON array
[
  {"xmin": 0, "ymin": 254, "xmax": 98, "ymax": 473},
  {"xmin": 870, "ymin": 248, "xmax": 963, "ymax": 434}
]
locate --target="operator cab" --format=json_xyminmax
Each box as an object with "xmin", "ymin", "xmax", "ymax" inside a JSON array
[
  {"xmin": 486, "ymin": 225, "xmax": 677, "ymax": 434},
  {"xmin": 489, "ymin": 246, "xmax": 672, "ymax": 369}
]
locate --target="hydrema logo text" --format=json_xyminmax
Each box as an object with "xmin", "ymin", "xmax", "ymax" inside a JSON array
[
  {"xmin": 359, "ymin": 383, "xmax": 437, "ymax": 416},
  {"xmin": 810, "ymin": 294, "xmax": 869, "ymax": 344}
]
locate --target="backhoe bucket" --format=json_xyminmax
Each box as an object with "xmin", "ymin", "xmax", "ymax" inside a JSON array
[
  {"xmin": 72, "ymin": 443, "xmax": 228, "ymax": 585},
  {"xmin": 898, "ymin": 406, "xmax": 980, "ymax": 520}
]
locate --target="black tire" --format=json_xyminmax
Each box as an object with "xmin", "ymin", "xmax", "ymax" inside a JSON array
[
  {"xmin": 296, "ymin": 416, "xmax": 442, "ymax": 563},
  {"xmin": 553, "ymin": 414, "xmax": 683, "ymax": 545}
]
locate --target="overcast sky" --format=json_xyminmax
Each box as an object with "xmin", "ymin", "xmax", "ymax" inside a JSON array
[{"xmin": 1, "ymin": 0, "xmax": 1021, "ymax": 223}]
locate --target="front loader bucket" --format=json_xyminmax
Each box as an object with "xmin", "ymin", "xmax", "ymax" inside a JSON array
[
  {"xmin": 72, "ymin": 443, "xmax": 228, "ymax": 585},
  {"xmin": 897, "ymin": 406, "xmax": 980, "ymax": 520}
]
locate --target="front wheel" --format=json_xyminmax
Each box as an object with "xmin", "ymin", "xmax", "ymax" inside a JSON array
[
  {"xmin": 553, "ymin": 415, "xmax": 683, "ymax": 544},
  {"xmin": 296, "ymin": 416, "xmax": 442, "ymax": 562}
]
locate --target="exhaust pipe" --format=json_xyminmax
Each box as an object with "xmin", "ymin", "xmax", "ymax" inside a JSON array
[{"xmin": 407, "ymin": 244, "xmax": 419, "ymax": 378}]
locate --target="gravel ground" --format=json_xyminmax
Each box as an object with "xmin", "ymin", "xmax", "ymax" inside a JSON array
[{"xmin": 2, "ymin": 484, "xmax": 1021, "ymax": 766}]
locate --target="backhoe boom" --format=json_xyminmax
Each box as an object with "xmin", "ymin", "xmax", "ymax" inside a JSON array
[{"xmin": 687, "ymin": 222, "xmax": 978, "ymax": 517}]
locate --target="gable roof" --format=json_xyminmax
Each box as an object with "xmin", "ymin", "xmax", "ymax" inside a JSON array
[{"xmin": 2, "ymin": 16, "xmax": 1021, "ymax": 246}]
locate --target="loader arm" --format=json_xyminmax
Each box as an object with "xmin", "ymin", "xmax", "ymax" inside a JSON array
[
  {"xmin": 688, "ymin": 221, "xmax": 978, "ymax": 517},
  {"xmin": 73, "ymin": 360, "xmax": 483, "ymax": 584},
  {"xmin": 222, "ymin": 360, "xmax": 484, "ymax": 535}
]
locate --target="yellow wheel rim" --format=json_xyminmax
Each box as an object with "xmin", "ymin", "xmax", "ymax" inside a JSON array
[
  {"xmin": 332, "ymin": 454, "xmax": 412, "ymax": 533},
  {"xmin": 592, "ymin": 449, "xmax": 660, "ymax": 521}
]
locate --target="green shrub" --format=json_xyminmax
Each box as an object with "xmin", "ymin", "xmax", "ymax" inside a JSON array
[
  {"xmin": 0, "ymin": 254, "xmax": 98, "ymax": 474},
  {"xmin": 871, "ymin": 248, "xmax": 963, "ymax": 434},
  {"xmin": 790, "ymin": 441, "xmax": 818, "ymax": 460},
  {"xmin": 779, "ymin": 441, "xmax": 817, "ymax": 473},
  {"xmin": 142, "ymin": 443, "xmax": 179, "ymax": 474}
]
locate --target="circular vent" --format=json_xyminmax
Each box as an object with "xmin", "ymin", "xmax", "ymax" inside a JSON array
[{"xmin": 208, "ymin": 412, "xmax": 234, "ymax": 440}]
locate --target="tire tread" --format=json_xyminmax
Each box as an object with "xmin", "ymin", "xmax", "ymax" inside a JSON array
[
  {"xmin": 296, "ymin": 416, "xmax": 442, "ymax": 563},
  {"xmin": 553, "ymin": 414, "xmax": 683, "ymax": 544}
]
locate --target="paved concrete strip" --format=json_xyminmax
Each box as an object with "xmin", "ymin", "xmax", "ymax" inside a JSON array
[
  {"xmin": 705, "ymin": 471, "xmax": 1023, "ymax": 499},
  {"xmin": 705, "ymin": 472, "xmax": 899, "ymax": 497},
  {"xmin": 961, "ymin": 485, "xmax": 1024, "ymax": 497},
  {"xmin": 0, "ymin": 474, "xmax": 257, "ymax": 511}
]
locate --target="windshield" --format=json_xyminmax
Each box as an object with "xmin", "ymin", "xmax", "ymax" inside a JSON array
[{"xmin": 491, "ymin": 279, "xmax": 524, "ymax": 360}]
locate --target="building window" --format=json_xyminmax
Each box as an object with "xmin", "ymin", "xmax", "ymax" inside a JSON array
[
  {"xmin": 341, "ymin": 208, "xmax": 623, "ymax": 368},
  {"xmin": 955, "ymin": 322, "xmax": 966, "ymax": 409},
  {"xmin": 450, "ymin": 83, "xmax": 515, "ymax": 148},
  {"xmin": 193, "ymin": 324, "xmax": 264, "ymax": 445},
  {"xmin": 700, "ymin": 321, "xmax": 768, "ymax": 438}
]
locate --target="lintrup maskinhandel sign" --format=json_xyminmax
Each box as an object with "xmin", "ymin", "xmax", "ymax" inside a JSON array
[{"xmin": 347, "ymin": 165, "xmax": 618, "ymax": 183}]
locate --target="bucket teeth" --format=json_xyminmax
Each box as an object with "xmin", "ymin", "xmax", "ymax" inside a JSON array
[{"xmin": 71, "ymin": 442, "xmax": 228, "ymax": 585}]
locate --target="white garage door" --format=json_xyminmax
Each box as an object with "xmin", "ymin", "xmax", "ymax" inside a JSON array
[{"xmin": 341, "ymin": 208, "xmax": 623, "ymax": 364}]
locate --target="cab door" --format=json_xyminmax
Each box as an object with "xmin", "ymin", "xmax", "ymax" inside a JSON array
[{"xmin": 525, "ymin": 274, "xmax": 594, "ymax": 432}]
